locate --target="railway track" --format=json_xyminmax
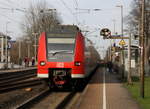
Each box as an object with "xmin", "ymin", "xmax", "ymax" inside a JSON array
[
  {"xmin": 0, "ymin": 78, "xmax": 42, "ymax": 93},
  {"xmin": 13, "ymin": 68, "xmax": 97, "ymax": 108},
  {"xmin": 15, "ymin": 89, "xmax": 77, "ymax": 109},
  {"xmin": 0, "ymin": 70, "xmax": 36, "ymax": 79},
  {"xmin": 0, "ymin": 68, "xmax": 36, "ymax": 77},
  {"xmin": 0, "ymin": 67, "xmax": 97, "ymax": 108},
  {"xmin": 15, "ymin": 88, "xmax": 50, "ymax": 109},
  {"xmin": 0, "ymin": 72, "xmax": 36, "ymax": 85},
  {"xmin": 55, "ymin": 91, "xmax": 77, "ymax": 109},
  {"xmin": 0, "ymin": 69, "xmax": 43, "ymax": 93}
]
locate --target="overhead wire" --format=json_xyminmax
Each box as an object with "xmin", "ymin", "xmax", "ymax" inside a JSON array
[
  {"xmin": 0, "ymin": 1, "xmax": 13, "ymax": 8},
  {"xmin": 72, "ymin": 0, "xmax": 79, "ymax": 25},
  {"xmin": 60, "ymin": 12, "xmax": 75, "ymax": 22},
  {"xmin": 5, "ymin": 0, "xmax": 14, "ymax": 4},
  {"xmin": 0, "ymin": 7, "xmax": 26, "ymax": 13},
  {"xmin": 59, "ymin": 0, "xmax": 74, "ymax": 16},
  {"xmin": 121, "ymin": 0, "xmax": 126, "ymax": 7},
  {"xmin": 0, "ymin": 7, "xmax": 13, "ymax": 11},
  {"xmin": 73, "ymin": 0, "xmax": 78, "ymax": 7},
  {"xmin": 0, "ymin": 1, "xmax": 26, "ymax": 26},
  {"xmin": 0, "ymin": 1, "xmax": 26, "ymax": 12},
  {"xmin": 58, "ymin": 0, "xmax": 79, "ymax": 24},
  {"xmin": 0, "ymin": 13, "xmax": 25, "ymax": 27},
  {"xmin": 5, "ymin": 0, "xmax": 24, "ymax": 9},
  {"xmin": 43, "ymin": 0, "xmax": 74, "ymax": 25}
]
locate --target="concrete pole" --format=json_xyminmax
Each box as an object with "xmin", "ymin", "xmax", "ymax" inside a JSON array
[
  {"xmin": 116, "ymin": 5, "xmax": 124, "ymax": 79},
  {"xmin": 117, "ymin": 5, "xmax": 125, "ymax": 79},
  {"xmin": 1, "ymin": 36, "xmax": 4, "ymax": 62},
  {"xmin": 121, "ymin": 6, "xmax": 123, "ymax": 38},
  {"xmin": 112, "ymin": 19, "xmax": 116, "ymax": 35},
  {"xmin": 128, "ymin": 32, "xmax": 132, "ymax": 84},
  {"xmin": 121, "ymin": 6, "xmax": 125, "ymax": 80},
  {"xmin": 109, "ymin": 46, "xmax": 112, "ymax": 61}
]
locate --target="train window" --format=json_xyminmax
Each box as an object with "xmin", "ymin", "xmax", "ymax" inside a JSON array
[
  {"xmin": 47, "ymin": 38, "xmax": 75, "ymax": 53},
  {"xmin": 47, "ymin": 44, "xmax": 74, "ymax": 51}
]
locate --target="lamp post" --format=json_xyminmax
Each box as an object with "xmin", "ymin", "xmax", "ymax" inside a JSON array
[
  {"xmin": 116, "ymin": 5, "xmax": 125, "ymax": 79},
  {"xmin": 116, "ymin": 5, "xmax": 123, "ymax": 37},
  {"xmin": 32, "ymin": 33, "xmax": 39, "ymax": 63},
  {"xmin": 26, "ymin": 41, "xmax": 31, "ymax": 59},
  {"xmin": 25, "ymin": 37, "xmax": 32, "ymax": 59},
  {"xmin": 112, "ymin": 19, "xmax": 116, "ymax": 35},
  {"xmin": 1, "ymin": 34, "xmax": 4, "ymax": 62},
  {"xmin": 112, "ymin": 19, "xmax": 116, "ymax": 58},
  {"xmin": 18, "ymin": 40, "xmax": 21, "ymax": 65},
  {"xmin": 6, "ymin": 22, "xmax": 10, "ymax": 58}
]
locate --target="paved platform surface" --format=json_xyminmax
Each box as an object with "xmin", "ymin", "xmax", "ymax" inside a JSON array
[{"xmin": 74, "ymin": 67, "xmax": 141, "ymax": 109}]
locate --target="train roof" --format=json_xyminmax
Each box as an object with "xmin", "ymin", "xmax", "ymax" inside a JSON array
[{"xmin": 46, "ymin": 25, "xmax": 80, "ymax": 35}]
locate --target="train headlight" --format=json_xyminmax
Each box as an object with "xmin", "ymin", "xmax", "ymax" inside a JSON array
[
  {"xmin": 75, "ymin": 61, "xmax": 81, "ymax": 66},
  {"xmin": 40, "ymin": 61, "xmax": 46, "ymax": 66}
]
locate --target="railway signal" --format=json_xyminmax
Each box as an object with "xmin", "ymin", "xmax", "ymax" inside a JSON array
[{"xmin": 100, "ymin": 28, "xmax": 111, "ymax": 39}]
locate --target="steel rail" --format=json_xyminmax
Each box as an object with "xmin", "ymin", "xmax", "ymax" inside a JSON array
[
  {"xmin": 0, "ymin": 74, "xmax": 36, "ymax": 85},
  {"xmin": 15, "ymin": 88, "xmax": 50, "ymax": 109},
  {"xmin": 56, "ymin": 91, "xmax": 77, "ymax": 109},
  {"xmin": 0, "ymin": 71, "xmax": 35, "ymax": 81},
  {"xmin": 0, "ymin": 79, "xmax": 42, "ymax": 93}
]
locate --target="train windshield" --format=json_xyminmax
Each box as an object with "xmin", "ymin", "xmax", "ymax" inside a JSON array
[{"xmin": 47, "ymin": 38, "xmax": 75, "ymax": 53}]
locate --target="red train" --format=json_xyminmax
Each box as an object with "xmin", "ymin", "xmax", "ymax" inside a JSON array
[{"xmin": 37, "ymin": 25, "xmax": 100, "ymax": 89}]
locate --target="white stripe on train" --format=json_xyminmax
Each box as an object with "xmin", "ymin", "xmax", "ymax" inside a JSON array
[{"xmin": 37, "ymin": 74, "xmax": 85, "ymax": 78}]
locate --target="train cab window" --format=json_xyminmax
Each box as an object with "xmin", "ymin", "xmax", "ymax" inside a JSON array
[{"xmin": 47, "ymin": 37, "xmax": 75, "ymax": 54}]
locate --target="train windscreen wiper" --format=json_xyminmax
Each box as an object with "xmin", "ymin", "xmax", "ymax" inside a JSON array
[{"xmin": 49, "ymin": 50, "xmax": 73, "ymax": 56}]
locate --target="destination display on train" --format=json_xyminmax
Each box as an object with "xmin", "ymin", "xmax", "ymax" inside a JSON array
[
  {"xmin": 47, "ymin": 38, "xmax": 75, "ymax": 44},
  {"xmin": 47, "ymin": 33, "xmax": 75, "ymax": 38}
]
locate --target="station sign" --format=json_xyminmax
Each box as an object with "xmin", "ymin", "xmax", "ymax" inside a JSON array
[{"xmin": 119, "ymin": 39, "xmax": 126, "ymax": 46}]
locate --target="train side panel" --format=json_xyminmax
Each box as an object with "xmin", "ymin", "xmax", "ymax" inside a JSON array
[
  {"xmin": 71, "ymin": 32, "xmax": 85, "ymax": 78},
  {"xmin": 37, "ymin": 32, "xmax": 48, "ymax": 78}
]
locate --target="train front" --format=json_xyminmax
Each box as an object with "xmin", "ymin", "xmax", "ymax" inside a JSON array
[{"xmin": 37, "ymin": 26, "xmax": 81, "ymax": 88}]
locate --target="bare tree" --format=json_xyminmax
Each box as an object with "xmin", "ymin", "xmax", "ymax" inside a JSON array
[
  {"xmin": 125, "ymin": 0, "xmax": 141, "ymax": 36},
  {"xmin": 126, "ymin": 0, "xmax": 150, "ymax": 38},
  {"xmin": 11, "ymin": 1, "xmax": 62, "ymax": 64},
  {"xmin": 126, "ymin": 0, "xmax": 150, "ymax": 75},
  {"xmin": 22, "ymin": 1, "xmax": 61, "ymax": 38}
]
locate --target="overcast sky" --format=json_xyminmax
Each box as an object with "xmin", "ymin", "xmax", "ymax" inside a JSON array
[{"xmin": 0, "ymin": 0, "xmax": 132, "ymax": 58}]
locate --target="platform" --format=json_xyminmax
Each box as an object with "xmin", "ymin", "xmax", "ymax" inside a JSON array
[{"xmin": 73, "ymin": 67, "xmax": 141, "ymax": 109}]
